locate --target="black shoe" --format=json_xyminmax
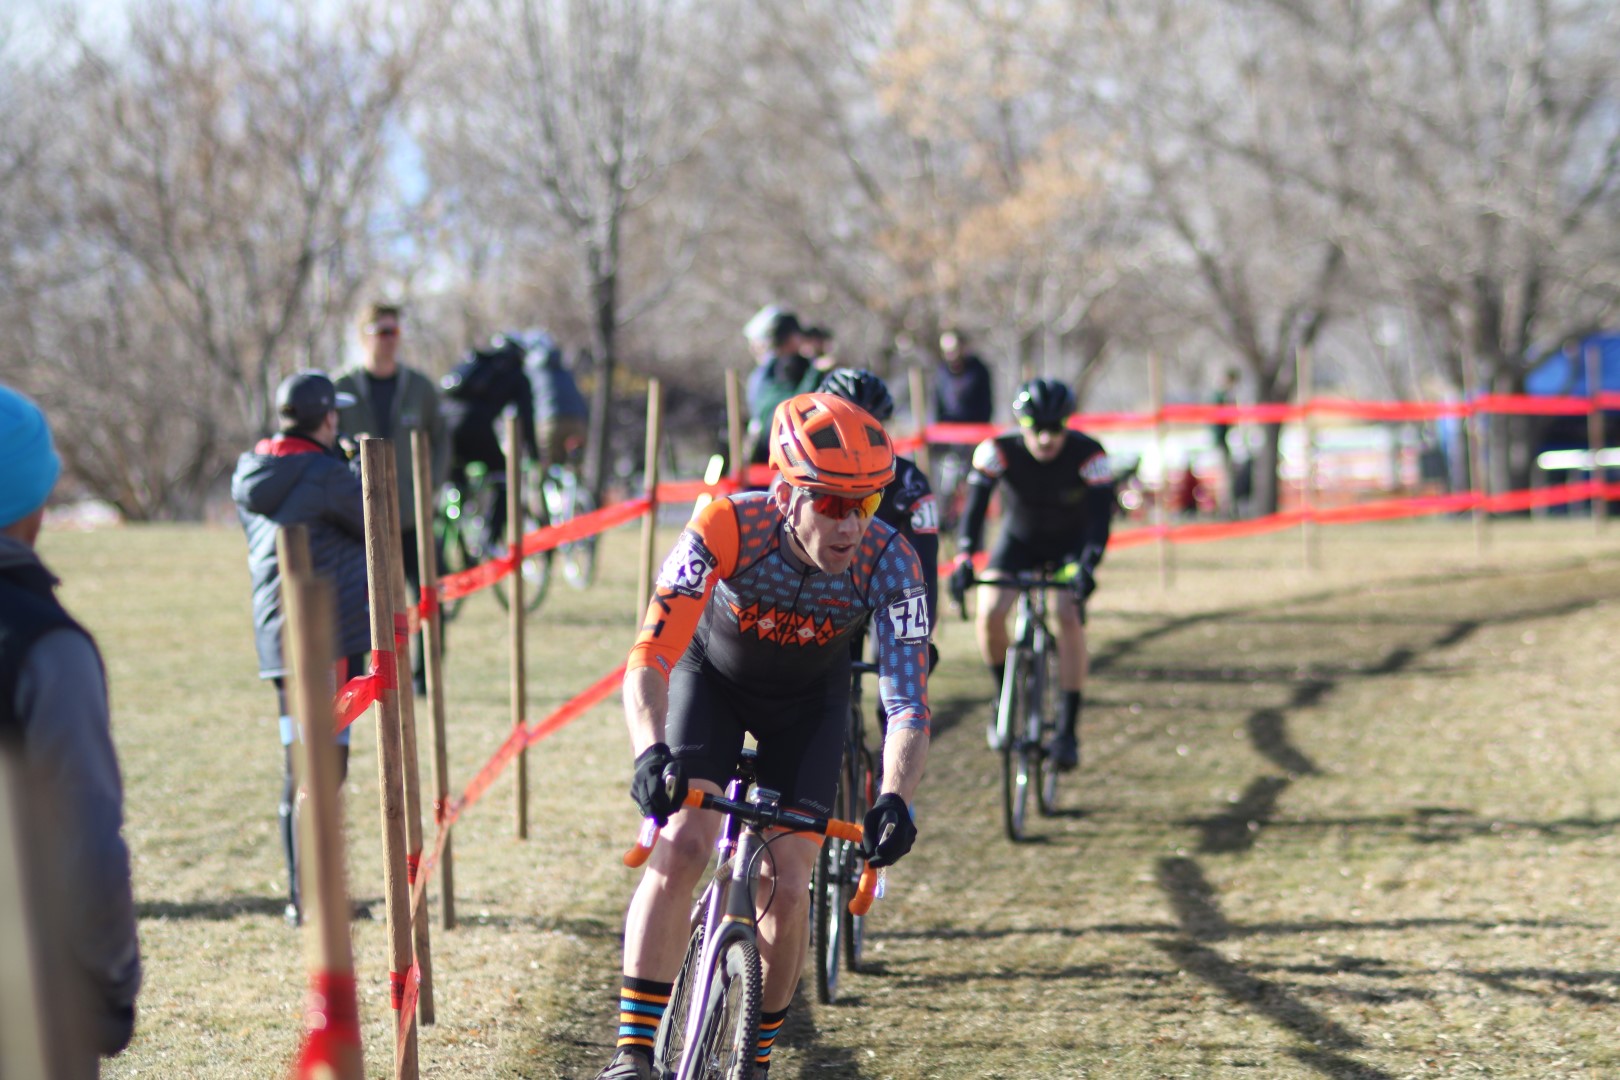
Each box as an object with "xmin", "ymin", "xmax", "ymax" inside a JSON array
[
  {"xmin": 351, "ymin": 901, "xmax": 373, "ymax": 922},
  {"xmin": 593, "ymin": 1048, "xmax": 652, "ymax": 1080},
  {"xmin": 1047, "ymin": 732, "xmax": 1079, "ymax": 772}
]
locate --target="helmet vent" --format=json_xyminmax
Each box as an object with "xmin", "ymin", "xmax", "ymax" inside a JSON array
[
  {"xmin": 809, "ymin": 427, "xmax": 843, "ymax": 450},
  {"xmin": 865, "ymin": 425, "xmax": 886, "ymax": 447}
]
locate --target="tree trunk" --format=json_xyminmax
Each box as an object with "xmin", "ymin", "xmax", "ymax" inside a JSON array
[{"xmin": 584, "ymin": 243, "xmax": 618, "ymax": 504}]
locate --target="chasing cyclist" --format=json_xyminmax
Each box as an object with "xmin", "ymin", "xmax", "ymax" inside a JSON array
[
  {"xmin": 595, "ymin": 393, "xmax": 932, "ymax": 1080},
  {"xmin": 948, "ymin": 378, "xmax": 1114, "ymax": 772},
  {"xmin": 438, "ymin": 332, "xmax": 542, "ymax": 551}
]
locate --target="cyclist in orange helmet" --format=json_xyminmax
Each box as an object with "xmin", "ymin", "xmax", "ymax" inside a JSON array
[{"xmin": 594, "ymin": 393, "xmax": 932, "ymax": 1080}]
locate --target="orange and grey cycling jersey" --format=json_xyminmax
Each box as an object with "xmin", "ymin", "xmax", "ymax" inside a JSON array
[{"xmin": 629, "ymin": 490, "xmax": 932, "ymax": 735}]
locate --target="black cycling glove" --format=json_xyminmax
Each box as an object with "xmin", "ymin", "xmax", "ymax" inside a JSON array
[
  {"xmin": 630, "ymin": 743, "xmax": 688, "ymax": 827},
  {"xmin": 947, "ymin": 557, "xmax": 975, "ymax": 607},
  {"xmin": 862, "ymin": 793, "xmax": 917, "ymax": 868}
]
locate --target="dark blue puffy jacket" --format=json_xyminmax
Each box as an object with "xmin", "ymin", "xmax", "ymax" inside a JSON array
[{"xmin": 231, "ymin": 434, "xmax": 370, "ymax": 678}]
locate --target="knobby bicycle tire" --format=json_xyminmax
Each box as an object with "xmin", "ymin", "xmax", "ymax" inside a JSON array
[
  {"xmin": 654, "ymin": 896, "xmax": 709, "ymax": 1076},
  {"xmin": 1000, "ymin": 645, "xmax": 1035, "ymax": 842},
  {"xmin": 811, "ymin": 807, "xmax": 845, "ymax": 1004},
  {"xmin": 843, "ymin": 737, "xmax": 874, "ymax": 974},
  {"xmin": 489, "ymin": 504, "xmax": 552, "ymax": 616},
  {"xmin": 680, "ymin": 937, "xmax": 762, "ymax": 1080},
  {"xmin": 1035, "ymin": 638, "xmax": 1061, "ymax": 816}
]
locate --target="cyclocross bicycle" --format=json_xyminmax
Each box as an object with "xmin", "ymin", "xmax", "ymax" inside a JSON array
[
  {"xmin": 812, "ymin": 659, "xmax": 879, "ymax": 1005},
  {"xmin": 973, "ymin": 570, "xmax": 1069, "ymax": 842},
  {"xmin": 624, "ymin": 749, "xmax": 877, "ymax": 1080},
  {"xmin": 527, "ymin": 461, "xmax": 599, "ymax": 590},
  {"xmin": 436, "ymin": 460, "xmax": 552, "ymax": 617}
]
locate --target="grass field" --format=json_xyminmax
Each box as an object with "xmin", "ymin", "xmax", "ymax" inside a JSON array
[{"xmin": 39, "ymin": 514, "xmax": 1620, "ymax": 1079}]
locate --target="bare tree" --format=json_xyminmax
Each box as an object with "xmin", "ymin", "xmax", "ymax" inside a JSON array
[
  {"xmin": 415, "ymin": 0, "xmax": 725, "ymax": 498},
  {"xmin": 1, "ymin": 0, "xmax": 429, "ymax": 518}
]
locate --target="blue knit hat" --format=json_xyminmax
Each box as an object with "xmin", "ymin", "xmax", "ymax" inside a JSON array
[{"xmin": 0, "ymin": 385, "xmax": 62, "ymax": 528}]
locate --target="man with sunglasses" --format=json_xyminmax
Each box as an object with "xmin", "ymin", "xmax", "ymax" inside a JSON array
[
  {"xmin": 948, "ymin": 377, "xmax": 1114, "ymax": 772},
  {"xmin": 594, "ymin": 393, "xmax": 931, "ymax": 1080},
  {"xmin": 333, "ymin": 301, "xmax": 447, "ymax": 695}
]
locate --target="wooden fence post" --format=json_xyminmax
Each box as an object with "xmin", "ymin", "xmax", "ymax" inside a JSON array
[
  {"xmin": 909, "ymin": 367, "xmax": 932, "ymax": 479},
  {"xmin": 507, "ymin": 415, "xmax": 528, "ymax": 841},
  {"xmin": 280, "ymin": 525, "xmax": 364, "ymax": 1080},
  {"xmin": 359, "ymin": 437, "xmax": 419, "ymax": 1080},
  {"xmin": 410, "ymin": 432, "xmax": 454, "ymax": 930},
  {"xmin": 1149, "ymin": 352, "xmax": 1172, "ymax": 589},
  {"xmin": 0, "ymin": 755, "xmax": 51, "ymax": 1079},
  {"xmin": 639, "ymin": 379, "xmax": 665, "ymax": 618},
  {"xmin": 725, "ymin": 369, "xmax": 745, "ymax": 483},
  {"xmin": 1298, "ymin": 344, "xmax": 1318, "ymax": 572},
  {"xmin": 1586, "ymin": 341, "xmax": 1607, "ymax": 531},
  {"xmin": 382, "ymin": 473, "xmax": 434, "ymax": 1025}
]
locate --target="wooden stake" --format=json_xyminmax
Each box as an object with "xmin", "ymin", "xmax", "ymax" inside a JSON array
[
  {"xmin": 1298, "ymin": 344, "xmax": 1318, "ymax": 572},
  {"xmin": 507, "ymin": 415, "xmax": 528, "ymax": 841},
  {"xmin": 909, "ymin": 367, "xmax": 932, "ymax": 478},
  {"xmin": 280, "ymin": 526, "xmax": 364, "ymax": 1080},
  {"xmin": 1149, "ymin": 352, "xmax": 1172, "ymax": 590},
  {"xmin": 410, "ymin": 432, "xmax": 454, "ymax": 930},
  {"xmin": 0, "ymin": 756, "xmax": 51, "ymax": 1080},
  {"xmin": 638, "ymin": 379, "xmax": 665, "ymax": 618},
  {"xmin": 382, "ymin": 471, "xmax": 434, "ymax": 1025},
  {"xmin": 358, "ymin": 437, "xmax": 418, "ymax": 1080},
  {"xmin": 725, "ymin": 369, "xmax": 745, "ymax": 483},
  {"xmin": 1586, "ymin": 341, "xmax": 1607, "ymax": 531},
  {"xmin": 1462, "ymin": 352, "xmax": 1489, "ymax": 555}
]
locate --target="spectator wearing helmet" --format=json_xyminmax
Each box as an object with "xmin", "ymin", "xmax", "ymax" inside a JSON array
[
  {"xmin": 595, "ymin": 392, "xmax": 930, "ymax": 1080},
  {"xmin": 948, "ymin": 377, "xmax": 1114, "ymax": 772},
  {"xmin": 438, "ymin": 331, "xmax": 542, "ymax": 552},
  {"xmin": 743, "ymin": 306, "xmax": 808, "ymax": 465},
  {"xmin": 816, "ymin": 367, "xmax": 940, "ymax": 646}
]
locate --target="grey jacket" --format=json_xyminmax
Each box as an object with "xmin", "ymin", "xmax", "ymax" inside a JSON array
[
  {"xmin": 0, "ymin": 535, "xmax": 141, "ymax": 1076},
  {"xmin": 231, "ymin": 434, "xmax": 371, "ymax": 677},
  {"xmin": 333, "ymin": 365, "xmax": 448, "ymax": 530}
]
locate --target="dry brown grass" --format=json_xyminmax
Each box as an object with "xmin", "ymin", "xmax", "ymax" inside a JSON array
[{"xmin": 42, "ymin": 515, "xmax": 1620, "ymax": 1079}]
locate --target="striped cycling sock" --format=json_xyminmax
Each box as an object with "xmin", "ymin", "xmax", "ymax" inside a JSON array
[
  {"xmin": 755, "ymin": 1005, "xmax": 789, "ymax": 1071},
  {"xmin": 615, "ymin": 976, "xmax": 672, "ymax": 1055}
]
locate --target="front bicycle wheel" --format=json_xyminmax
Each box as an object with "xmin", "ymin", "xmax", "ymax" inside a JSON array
[
  {"xmin": 1035, "ymin": 641, "xmax": 1061, "ymax": 815},
  {"xmin": 653, "ymin": 896, "xmax": 709, "ymax": 1076},
  {"xmin": 843, "ymin": 736, "xmax": 874, "ymax": 974},
  {"xmin": 434, "ymin": 519, "xmax": 469, "ymax": 622},
  {"xmin": 678, "ymin": 938, "xmax": 762, "ymax": 1080},
  {"xmin": 999, "ymin": 646, "xmax": 1034, "ymax": 842},
  {"xmin": 811, "ymin": 788, "xmax": 846, "ymax": 1004}
]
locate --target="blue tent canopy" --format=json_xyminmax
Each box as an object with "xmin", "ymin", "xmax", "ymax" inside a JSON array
[{"xmin": 1524, "ymin": 332, "xmax": 1620, "ymax": 396}]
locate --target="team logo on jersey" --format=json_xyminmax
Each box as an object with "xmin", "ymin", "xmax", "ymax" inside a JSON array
[
  {"xmin": 1081, "ymin": 452, "xmax": 1114, "ymax": 485},
  {"xmin": 886, "ymin": 591, "xmax": 930, "ymax": 642},
  {"xmin": 909, "ymin": 493, "xmax": 939, "ymax": 535},
  {"xmin": 731, "ymin": 602, "xmax": 841, "ymax": 647},
  {"xmin": 656, "ymin": 531, "xmax": 718, "ymax": 599}
]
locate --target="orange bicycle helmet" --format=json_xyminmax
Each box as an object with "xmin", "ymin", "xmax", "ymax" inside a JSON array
[{"xmin": 768, "ymin": 393, "xmax": 895, "ymax": 495}]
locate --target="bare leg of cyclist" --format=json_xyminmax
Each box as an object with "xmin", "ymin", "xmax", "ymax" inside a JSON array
[
  {"xmin": 1051, "ymin": 594, "xmax": 1088, "ymax": 770},
  {"xmin": 753, "ymin": 833, "xmax": 817, "ymax": 1010},
  {"xmin": 975, "ymin": 583, "xmax": 1017, "ymax": 749}
]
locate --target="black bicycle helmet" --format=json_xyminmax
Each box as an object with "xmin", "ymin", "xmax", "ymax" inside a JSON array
[
  {"xmin": 1012, "ymin": 377, "xmax": 1076, "ymax": 429},
  {"xmin": 817, "ymin": 367, "xmax": 895, "ymax": 422}
]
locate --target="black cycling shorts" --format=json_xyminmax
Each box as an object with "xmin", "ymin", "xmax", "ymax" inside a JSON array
[
  {"xmin": 665, "ymin": 654, "xmax": 849, "ymax": 819},
  {"xmin": 986, "ymin": 532, "xmax": 1088, "ymax": 624}
]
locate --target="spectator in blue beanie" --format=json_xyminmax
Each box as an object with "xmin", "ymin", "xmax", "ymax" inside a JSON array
[{"xmin": 0, "ymin": 384, "xmax": 142, "ymax": 1077}]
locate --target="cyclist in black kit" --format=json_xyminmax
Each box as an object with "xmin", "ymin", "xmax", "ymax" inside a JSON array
[{"xmin": 948, "ymin": 378, "xmax": 1114, "ymax": 771}]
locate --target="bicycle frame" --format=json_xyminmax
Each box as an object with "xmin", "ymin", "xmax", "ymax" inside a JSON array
[
  {"xmin": 624, "ymin": 759, "xmax": 877, "ymax": 1080},
  {"xmin": 984, "ymin": 572, "xmax": 1068, "ymax": 841}
]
